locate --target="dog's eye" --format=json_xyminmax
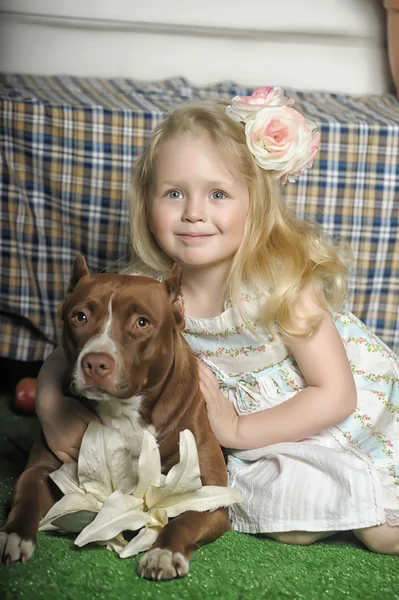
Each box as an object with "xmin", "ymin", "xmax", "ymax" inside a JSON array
[
  {"xmin": 72, "ymin": 311, "xmax": 88, "ymax": 324},
  {"xmin": 135, "ymin": 317, "xmax": 150, "ymax": 329}
]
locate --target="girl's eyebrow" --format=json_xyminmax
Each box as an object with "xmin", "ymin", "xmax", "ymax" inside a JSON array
[
  {"xmin": 158, "ymin": 179, "xmax": 235, "ymax": 189},
  {"xmin": 206, "ymin": 180, "xmax": 235, "ymax": 188}
]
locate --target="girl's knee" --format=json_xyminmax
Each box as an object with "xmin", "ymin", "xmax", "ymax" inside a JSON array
[
  {"xmin": 354, "ymin": 524, "xmax": 399, "ymax": 555},
  {"xmin": 267, "ymin": 531, "xmax": 329, "ymax": 546}
]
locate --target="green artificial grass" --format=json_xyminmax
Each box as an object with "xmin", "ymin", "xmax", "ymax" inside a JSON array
[{"xmin": 1, "ymin": 392, "xmax": 399, "ymax": 600}]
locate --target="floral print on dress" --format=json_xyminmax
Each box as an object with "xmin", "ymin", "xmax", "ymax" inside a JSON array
[
  {"xmin": 197, "ymin": 343, "xmax": 271, "ymax": 360},
  {"xmin": 184, "ymin": 300, "xmax": 399, "ymax": 526}
]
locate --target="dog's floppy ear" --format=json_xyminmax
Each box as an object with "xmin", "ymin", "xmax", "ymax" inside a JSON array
[
  {"xmin": 59, "ymin": 256, "xmax": 90, "ymax": 320},
  {"xmin": 164, "ymin": 263, "xmax": 185, "ymax": 329}
]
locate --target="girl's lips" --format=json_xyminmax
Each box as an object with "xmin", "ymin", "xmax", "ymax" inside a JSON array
[
  {"xmin": 177, "ymin": 233, "xmax": 214, "ymax": 237},
  {"xmin": 177, "ymin": 233, "xmax": 214, "ymax": 241}
]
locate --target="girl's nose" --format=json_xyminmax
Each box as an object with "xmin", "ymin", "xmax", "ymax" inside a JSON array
[{"xmin": 182, "ymin": 196, "xmax": 207, "ymax": 222}]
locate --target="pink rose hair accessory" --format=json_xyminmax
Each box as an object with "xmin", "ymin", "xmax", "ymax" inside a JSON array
[{"xmin": 226, "ymin": 86, "xmax": 320, "ymax": 184}]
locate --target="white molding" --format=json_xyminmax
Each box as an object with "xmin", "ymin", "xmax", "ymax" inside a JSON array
[
  {"xmin": 0, "ymin": 2, "xmax": 391, "ymax": 94},
  {"xmin": 0, "ymin": 0, "xmax": 386, "ymax": 38},
  {"xmin": 0, "ymin": 10, "xmax": 384, "ymax": 47}
]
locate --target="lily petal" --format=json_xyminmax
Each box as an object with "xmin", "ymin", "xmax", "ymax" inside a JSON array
[
  {"xmin": 39, "ymin": 492, "xmax": 101, "ymax": 531},
  {"xmin": 50, "ymin": 461, "xmax": 82, "ymax": 496},
  {"xmin": 133, "ymin": 430, "xmax": 162, "ymax": 499},
  {"xmin": 147, "ymin": 507, "xmax": 168, "ymax": 527},
  {"xmin": 104, "ymin": 428, "xmax": 137, "ymax": 495},
  {"xmin": 98, "ymin": 533, "xmax": 127, "ymax": 553},
  {"xmin": 74, "ymin": 490, "xmax": 148, "ymax": 547},
  {"xmin": 79, "ymin": 423, "xmax": 134, "ymax": 501},
  {"xmin": 158, "ymin": 486, "xmax": 243, "ymax": 519},
  {"xmin": 118, "ymin": 526, "xmax": 161, "ymax": 559},
  {"xmin": 46, "ymin": 510, "xmax": 98, "ymax": 533},
  {"xmin": 146, "ymin": 430, "xmax": 202, "ymax": 507},
  {"xmin": 77, "ymin": 423, "xmax": 114, "ymax": 500}
]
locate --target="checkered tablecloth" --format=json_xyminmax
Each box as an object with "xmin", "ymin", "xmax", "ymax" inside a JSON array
[{"xmin": 1, "ymin": 74, "xmax": 398, "ymax": 361}]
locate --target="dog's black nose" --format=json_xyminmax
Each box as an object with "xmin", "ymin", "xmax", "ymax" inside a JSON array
[{"xmin": 81, "ymin": 352, "xmax": 115, "ymax": 381}]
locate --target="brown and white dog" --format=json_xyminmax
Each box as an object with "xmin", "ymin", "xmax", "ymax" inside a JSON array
[{"xmin": 0, "ymin": 256, "xmax": 230, "ymax": 580}]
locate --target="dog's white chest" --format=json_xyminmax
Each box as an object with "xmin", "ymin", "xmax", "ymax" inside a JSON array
[{"xmin": 94, "ymin": 396, "xmax": 156, "ymax": 457}]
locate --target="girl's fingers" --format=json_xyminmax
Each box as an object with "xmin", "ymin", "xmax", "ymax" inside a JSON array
[
  {"xmin": 197, "ymin": 360, "xmax": 218, "ymax": 385},
  {"xmin": 197, "ymin": 360, "xmax": 223, "ymax": 410},
  {"xmin": 200, "ymin": 378, "xmax": 218, "ymax": 402},
  {"xmin": 199, "ymin": 380, "xmax": 218, "ymax": 410}
]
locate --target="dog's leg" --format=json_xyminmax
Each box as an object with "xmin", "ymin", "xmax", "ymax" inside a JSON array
[
  {"xmin": 138, "ymin": 508, "xmax": 230, "ymax": 580},
  {"xmin": 0, "ymin": 436, "xmax": 61, "ymax": 565}
]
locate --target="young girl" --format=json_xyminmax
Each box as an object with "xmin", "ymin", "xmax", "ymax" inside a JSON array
[{"xmin": 36, "ymin": 87, "xmax": 399, "ymax": 555}]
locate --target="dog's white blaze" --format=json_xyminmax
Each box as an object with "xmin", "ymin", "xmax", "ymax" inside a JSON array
[{"xmin": 73, "ymin": 296, "xmax": 118, "ymax": 390}]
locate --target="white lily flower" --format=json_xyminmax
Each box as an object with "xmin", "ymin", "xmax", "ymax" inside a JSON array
[{"xmin": 39, "ymin": 422, "xmax": 242, "ymax": 558}]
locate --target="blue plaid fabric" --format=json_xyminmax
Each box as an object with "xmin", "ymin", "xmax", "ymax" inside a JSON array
[{"xmin": 1, "ymin": 75, "xmax": 398, "ymax": 361}]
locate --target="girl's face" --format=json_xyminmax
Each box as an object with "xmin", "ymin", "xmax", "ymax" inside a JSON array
[{"xmin": 150, "ymin": 133, "xmax": 249, "ymax": 274}]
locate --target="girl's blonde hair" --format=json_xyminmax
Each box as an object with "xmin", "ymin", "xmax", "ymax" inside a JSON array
[{"xmin": 129, "ymin": 100, "xmax": 351, "ymax": 337}]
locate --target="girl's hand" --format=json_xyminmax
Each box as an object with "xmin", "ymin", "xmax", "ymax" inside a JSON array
[
  {"xmin": 37, "ymin": 394, "xmax": 100, "ymax": 463},
  {"xmin": 197, "ymin": 359, "xmax": 239, "ymax": 448}
]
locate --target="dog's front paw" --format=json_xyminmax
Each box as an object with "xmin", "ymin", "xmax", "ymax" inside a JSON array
[
  {"xmin": 138, "ymin": 548, "xmax": 189, "ymax": 580},
  {"xmin": 0, "ymin": 531, "xmax": 36, "ymax": 566}
]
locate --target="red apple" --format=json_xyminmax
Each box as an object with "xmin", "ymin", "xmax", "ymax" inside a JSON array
[{"xmin": 15, "ymin": 378, "xmax": 37, "ymax": 414}]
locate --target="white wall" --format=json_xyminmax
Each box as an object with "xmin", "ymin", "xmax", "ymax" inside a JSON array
[{"xmin": 0, "ymin": 0, "xmax": 392, "ymax": 94}]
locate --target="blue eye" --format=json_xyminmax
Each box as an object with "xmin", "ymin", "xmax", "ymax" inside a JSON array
[
  {"xmin": 211, "ymin": 191, "xmax": 226, "ymax": 200},
  {"xmin": 168, "ymin": 190, "xmax": 183, "ymax": 199}
]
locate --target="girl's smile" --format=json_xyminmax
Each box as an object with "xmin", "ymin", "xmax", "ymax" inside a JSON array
[{"xmin": 176, "ymin": 232, "xmax": 215, "ymax": 243}]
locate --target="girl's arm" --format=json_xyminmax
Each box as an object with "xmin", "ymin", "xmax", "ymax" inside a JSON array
[
  {"xmin": 200, "ymin": 287, "xmax": 357, "ymax": 450},
  {"xmin": 36, "ymin": 346, "xmax": 71, "ymax": 410},
  {"xmin": 36, "ymin": 346, "xmax": 100, "ymax": 462},
  {"xmin": 233, "ymin": 311, "xmax": 356, "ymax": 449}
]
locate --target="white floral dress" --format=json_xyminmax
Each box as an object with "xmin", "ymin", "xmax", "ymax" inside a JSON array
[{"xmin": 183, "ymin": 293, "xmax": 399, "ymax": 534}]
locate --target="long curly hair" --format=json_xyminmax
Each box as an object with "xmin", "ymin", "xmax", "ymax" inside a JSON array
[{"xmin": 128, "ymin": 100, "xmax": 351, "ymax": 337}]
